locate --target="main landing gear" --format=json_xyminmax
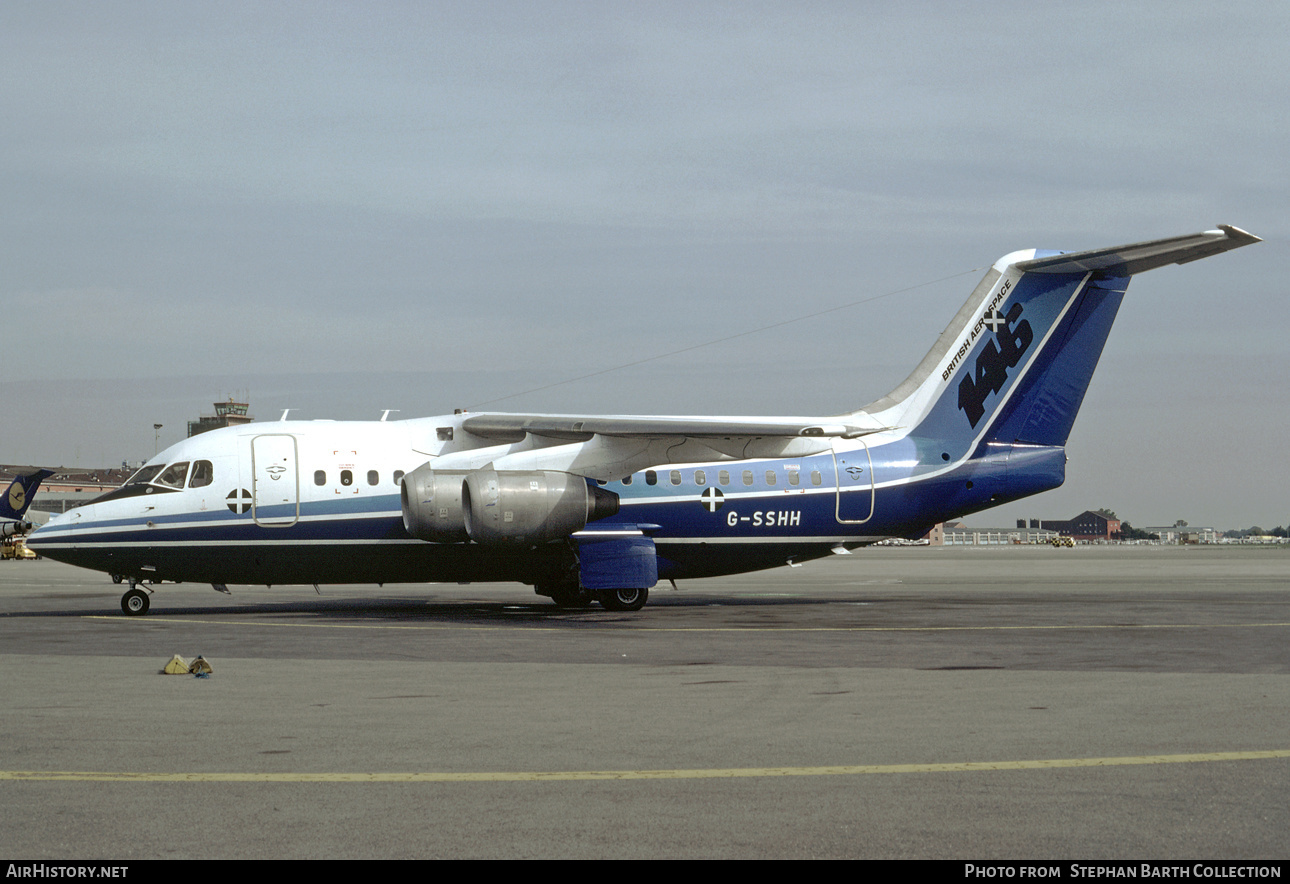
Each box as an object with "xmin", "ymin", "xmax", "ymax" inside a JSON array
[
  {"xmin": 548, "ymin": 582, "xmax": 596, "ymax": 609},
  {"xmin": 535, "ymin": 576, "xmax": 650, "ymax": 612},
  {"xmin": 599, "ymin": 586, "xmax": 649, "ymax": 612}
]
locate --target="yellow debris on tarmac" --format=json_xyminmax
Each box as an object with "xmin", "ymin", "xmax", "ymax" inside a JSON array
[{"xmin": 161, "ymin": 655, "xmax": 214, "ymax": 675}]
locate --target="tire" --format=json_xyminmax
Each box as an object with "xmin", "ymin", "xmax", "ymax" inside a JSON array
[
  {"xmin": 121, "ymin": 588, "xmax": 150, "ymax": 616},
  {"xmin": 549, "ymin": 585, "xmax": 594, "ymax": 608},
  {"xmin": 600, "ymin": 586, "xmax": 648, "ymax": 612}
]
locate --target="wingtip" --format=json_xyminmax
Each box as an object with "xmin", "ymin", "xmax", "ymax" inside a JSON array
[{"xmin": 1216, "ymin": 225, "xmax": 1262, "ymax": 246}]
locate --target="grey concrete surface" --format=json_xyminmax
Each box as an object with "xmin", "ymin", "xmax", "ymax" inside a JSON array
[{"xmin": 1, "ymin": 545, "xmax": 1286, "ymax": 859}]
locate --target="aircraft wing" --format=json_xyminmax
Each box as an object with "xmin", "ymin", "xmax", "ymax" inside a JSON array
[
  {"xmin": 429, "ymin": 413, "xmax": 893, "ymax": 480},
  {"xmin": 1016, "ymin": 225, "xmax": 1261, "ymax": 276}
]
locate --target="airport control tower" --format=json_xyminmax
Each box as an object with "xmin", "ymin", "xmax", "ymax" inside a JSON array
[{"xmin": 187, "ymin": 398, "xmax": 254, "ymax": 437}]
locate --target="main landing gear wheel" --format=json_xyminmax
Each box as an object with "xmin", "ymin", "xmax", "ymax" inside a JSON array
[
  {"xmin": 549, "ymin": 585, "xmax": 595, "ymax": 609},
  {"xmin": 599, "ymin": 587, "xmax": 649, "ymax": 612},
  {"xmin": 121, "ymin": 588, "xmax": 150, "ymax": 616}
]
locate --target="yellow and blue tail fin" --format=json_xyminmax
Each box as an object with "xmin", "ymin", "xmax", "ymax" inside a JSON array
[{"xmin": 1, "ymin": 468, "xmax": 56, "ymax": 521}]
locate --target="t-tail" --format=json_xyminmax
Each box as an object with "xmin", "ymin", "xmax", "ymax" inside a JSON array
[
  {"xmin": 857, "ymin": 225, "xmax": 1260, "ymax": 515},
  {"xmin": 1, "ymin": 468, "xmax": 56, "ymax": 523}
]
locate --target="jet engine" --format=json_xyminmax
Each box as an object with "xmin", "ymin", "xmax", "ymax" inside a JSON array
[
  {"xmin": 1, "ymin": 520, "xmax": 32, "ymax": 539},
  {"xmin": 400, "ymin": 466, "xmax": 471, "ymax": 542},
  {"xmin": 401, "ymin": 465, "xmax": 618, "ymax": 545}
]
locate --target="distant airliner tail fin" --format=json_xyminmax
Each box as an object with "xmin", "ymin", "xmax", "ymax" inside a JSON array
[{"xmin": 1, "ymin": 468, "xmax": 56, "ymax": 521}]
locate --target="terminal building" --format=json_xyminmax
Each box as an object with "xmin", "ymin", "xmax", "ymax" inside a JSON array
[
  {"xmin": 933, "ymin": 512, "xmax": 1225, "ymax": 546},
  {"xmin": 0, "ymin": 466, "xmax": 128, "ymax": 520},
  {"xmin": 935, "ymin": 511, "xmax": 1124, "ymax": 545},
  {"xmin": 938, "ymin": 520, "xmax": 1063, "ymax": 546},
  {"xmin": 1145, "ymin": 526, "xmax": 1219, "ymax": 544},
  {"xmin": 1040, "ymin": 510, "xmax": 1121, "ymax": 542}
]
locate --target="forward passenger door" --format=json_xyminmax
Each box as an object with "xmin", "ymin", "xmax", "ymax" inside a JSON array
[{"xmin": 251, "ymin": 434, "xmax": 299, "ymax": 527}]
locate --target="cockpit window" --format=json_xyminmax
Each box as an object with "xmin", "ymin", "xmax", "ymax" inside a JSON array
[
  {"xmin": 155, "ymin": 462, "xmax": 190, "ymax": 489},
  {"xmin": 91, "ymin": 463, "xmax": 177, "ymax": 504},
  {"xmin": 124, "ymin": 465, "xmax": 165, "ymax": 486},
  {"xmin": 189, "ymin": 461, "xmax": 214, "ymax": 488}
]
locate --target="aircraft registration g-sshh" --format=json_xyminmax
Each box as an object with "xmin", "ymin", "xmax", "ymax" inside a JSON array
[{"xmin": 28, "ymin": 226, "xmax": 1260, "ymax": 615}]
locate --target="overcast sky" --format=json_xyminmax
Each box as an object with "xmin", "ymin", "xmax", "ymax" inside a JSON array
[{"xmin": 2, "ymin": 1, "xmax": 1286, "ymax": 529}]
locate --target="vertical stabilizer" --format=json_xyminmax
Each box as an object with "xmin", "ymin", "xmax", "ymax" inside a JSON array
[
  {"xmin": 858, "ymin": 226, "xmax": 1259, "ymax": 451},
  {"xmin": 1, "ymin": 468, "xmax": 56, "ymax": 521}
]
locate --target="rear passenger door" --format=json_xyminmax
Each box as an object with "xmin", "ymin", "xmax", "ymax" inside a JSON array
[{"xmin": 832, "ymin": 439, "xmax": 874, "ymax": 524}]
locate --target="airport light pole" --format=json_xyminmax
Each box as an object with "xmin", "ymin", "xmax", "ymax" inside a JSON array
[{"xmin": 154, "ymin": 424, "xmax": 163, "ymax": 455}]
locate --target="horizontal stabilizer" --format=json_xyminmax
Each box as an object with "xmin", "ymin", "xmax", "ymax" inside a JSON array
[{"xmin": 1016, "ymin": 225, "xmax": 1260, "ymax": 276}]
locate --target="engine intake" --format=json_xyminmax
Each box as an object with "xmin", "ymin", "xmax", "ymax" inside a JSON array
[{"xmin": 400, "ymin": 465, "xmax": 471, "ymax": 543}]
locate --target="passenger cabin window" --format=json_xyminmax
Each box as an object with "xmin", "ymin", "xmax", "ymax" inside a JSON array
[
  {"xmin": 622, "ymin": 475, "xmax": 633, "ymax": 485},
  {"xmin": 341, "ymin": 470, "xmax": 353, "ymax": 486},
  {"xmin": 788, "ymin": 470, "xmax": 799, "ymax": 487},
  {"xmin": 314, "ymin": 470, "xmax": 326, "ymax": 486},
  {"xmin": 742, "ymin": 470, "xmax": 754, "ymax": 486},
  {"xmin": 155, "ymin": 462, "xmax": 189, "ymax": 489},
  {"xmin": 646, "ymin": 470, "xmax": 658, "ymax": 486},
  {"xmin": 189, "ymin": 461, "xmax": 214, "ymax": 488},
  {"xmin": 765, "ymin": 470, "xmax": 777, "ymax": 486},
  {"xmin": 393, "ymin": 470, "xmax": 404, "ymax": 486},
  {"xmin": 811, "ymin": 470, "xmax": 822, "ymax": 486},
  {"xmin": 367, "ymin": 470, "xmax": 379, "ymax": 486},
  {"xmin": 670, "ymin": 470, "xmax": 681, "ymax": 486},
  {"xmin": 694, "ymin": 470, "xmax": 706, "ymax": 486},
  {"xmin": 718, "ymin": 470, "xmax": 730, "ymax": 486}
]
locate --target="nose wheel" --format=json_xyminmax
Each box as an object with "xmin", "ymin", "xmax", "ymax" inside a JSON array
[{"xmin": 121, "ymin": 587, "xmax": 151, "ymax": 616}]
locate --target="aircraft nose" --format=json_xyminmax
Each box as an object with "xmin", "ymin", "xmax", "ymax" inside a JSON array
[
  {"xmin": 24, "ymin": 509, "xmax": 84, "ymax": 551},
  {"xmin": 22, "ymin": 513, "xmax": 95, "ymax": 569},
  {"xmin": 24, "ymin": 523, "xmax": 51, "ymax": 549}
]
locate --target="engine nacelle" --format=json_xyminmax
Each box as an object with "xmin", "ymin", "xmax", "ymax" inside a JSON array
[
  {"xmin": 1, "ymin": 520, "xmax": 31, "ymax": 539},
  {"xmin": 463, "ymin": 469, "xmax": 619, "ymax": 544},
  {"xmin": 402, "ymin": 466, "xmax": 619, "ymax": 545},
  {"xmin": 400, "ymin": 465, "xmax": 471, "ymax": 543}
]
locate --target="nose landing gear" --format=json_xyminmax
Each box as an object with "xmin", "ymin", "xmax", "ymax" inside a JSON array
[{"xmin": 120, "ymin": 585, "xmax": 151, "ymax": 616}]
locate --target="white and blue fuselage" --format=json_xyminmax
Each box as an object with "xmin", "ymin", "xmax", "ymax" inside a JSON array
[
  {"xmin": 27, "ymin": 415, "xmax": 1055, "ymax": 584},
  {"xmin": 28, "ymin": 227, "xmax": 1260, "ymax": 612}
]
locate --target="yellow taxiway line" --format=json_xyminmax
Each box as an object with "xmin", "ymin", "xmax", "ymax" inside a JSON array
[{"xmin": 3, "ymin": 750, "xmax": 1288, "ymax": 783}]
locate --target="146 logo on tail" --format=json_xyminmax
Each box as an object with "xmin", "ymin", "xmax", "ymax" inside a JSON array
[{"xmin": 957, "ymin": 302, "xmax": 1033, "ymax": 428}]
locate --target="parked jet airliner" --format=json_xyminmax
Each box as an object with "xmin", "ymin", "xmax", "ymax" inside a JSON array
[
  {"xmin": 27, "ymin": 226, "xmax": 1260, "ymax": 615},
  {"xmin": 1, "ymin": 468, "xmax": 55, "ymax": 538}
]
